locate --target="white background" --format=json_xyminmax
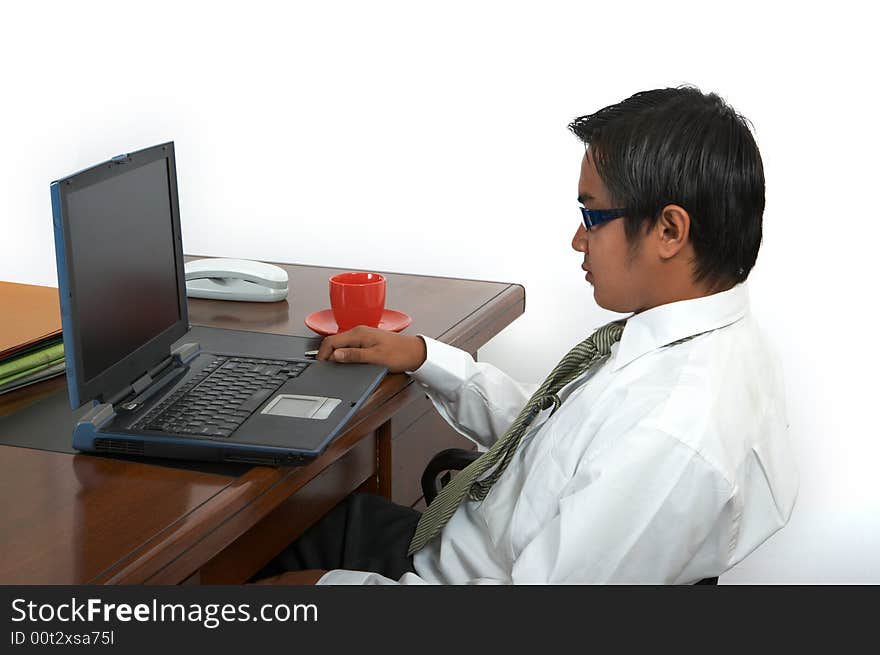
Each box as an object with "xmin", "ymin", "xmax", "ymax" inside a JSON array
[{"xmin": 1, "ymin": 1, "xmax": 877, "ymax": 583}]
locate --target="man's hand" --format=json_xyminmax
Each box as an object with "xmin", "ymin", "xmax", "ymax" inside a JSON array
[
  {"xmin": 316, "ymin": 326, "xmax": 427, "ymax": 373},
  {"xmin": 252, "ymin": 569, "xmax": 327, "ymax": 585}
]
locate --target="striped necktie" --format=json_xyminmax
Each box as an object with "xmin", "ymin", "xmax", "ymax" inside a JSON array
[{"xmin": 407, "ymin": 319, "xmax": 626, "ymax": 555}]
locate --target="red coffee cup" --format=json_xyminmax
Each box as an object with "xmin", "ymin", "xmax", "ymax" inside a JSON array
[{"xmin": 329, "ymin": 271, "xmax": 386, "ymax": 332}]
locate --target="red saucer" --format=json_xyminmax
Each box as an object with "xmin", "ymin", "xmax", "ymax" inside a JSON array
[{"xmin": 304, "ymin": 308, "xmax": 412, "ymax": 336}]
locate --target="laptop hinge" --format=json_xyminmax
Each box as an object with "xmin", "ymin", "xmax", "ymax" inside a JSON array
[
  {"xmin": 104, "ymin": 342, "xmax": 202, "ymax": 410},
  {"xmin": 105, "ymin": 363, "xmax": 165, "ymax": 407},
  {"xmin": 131, "ymin": 370, "xmax": 154, "ymax": 395},
  {"xmin": 171, "ymin": 342, "xmax": 200, "ymax": 364},
  {"xmin": 105, "ymin": 383, "xmax": 135, "ymax": 407}
]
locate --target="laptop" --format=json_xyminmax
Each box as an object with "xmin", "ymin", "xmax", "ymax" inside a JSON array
[{"xmin": 49, "ymin": 142, "xmax": 387, "ymax": 465}]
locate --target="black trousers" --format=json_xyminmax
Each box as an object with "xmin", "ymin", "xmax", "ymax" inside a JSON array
[{"xmin": 254, "ymin": 492, "xmax": 422, "ymax": 581}]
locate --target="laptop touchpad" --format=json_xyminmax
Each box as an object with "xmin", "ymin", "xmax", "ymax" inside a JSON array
[{"xmin": 261, "ymin": 394, "xmax": 341, "ymax": 420}]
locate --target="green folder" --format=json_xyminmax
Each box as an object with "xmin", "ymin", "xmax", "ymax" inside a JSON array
[
  {"xmin": 0, "ymin": 361, "xmax": 66, "ymax": 394},
  {"xmin": 0, "ymin": 354, "xmax": 66, "ymax": 387},
  {"xmin": 0, "ymin": 342, "xmax": 65, "ymax": 379}
]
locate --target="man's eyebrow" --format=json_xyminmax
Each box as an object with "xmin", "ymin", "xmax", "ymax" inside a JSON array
[{"xmin": 577, "ymin": 193, "xmax": 595, "ymax": 204}]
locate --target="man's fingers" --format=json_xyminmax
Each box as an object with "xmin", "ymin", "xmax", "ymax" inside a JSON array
[
  {"xmin": 316, "ymin": 336, "xmax": 336, "ymax": 361},
  {"xmin": 331, "ymin": 348, "xmax": 352, "ymax": 363},
  {"xmin": 331, "ymin": 347, "xmax": 377, "ymax": 364},
  {"xmin": 317, "ymin": 328, "xmax": 370, "ymax": 361}
]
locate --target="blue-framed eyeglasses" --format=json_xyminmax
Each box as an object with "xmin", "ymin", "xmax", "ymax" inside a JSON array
[{"xmin": 579, "ymin": 206, "xmax": 628, "ymax": 230}]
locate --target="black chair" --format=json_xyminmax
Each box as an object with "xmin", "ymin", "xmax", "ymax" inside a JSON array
[{"xmin": 421, "ymin": 447, "xmax": 719, "ymax": 585}]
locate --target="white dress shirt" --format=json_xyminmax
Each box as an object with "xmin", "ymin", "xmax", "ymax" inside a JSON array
[{"xmin": 319, "ymin": 283, "xmax": 798, "ymax": 584}]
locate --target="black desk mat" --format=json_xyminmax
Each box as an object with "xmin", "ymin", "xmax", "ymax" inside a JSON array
[
  {"xmin": 0, "ymin": 325, "xmax": 324, "ymax": 476},
  {"xmin": 0, "ymin": 386, "xmax": 251, "ymax": 476}
]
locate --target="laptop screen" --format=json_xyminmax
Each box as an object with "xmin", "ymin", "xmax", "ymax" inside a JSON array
[
  {"xmin": 52, "ymin": 142, "xmax": 189, "ymax": 407},
  {"xmin": 65, "ymin": 157, "xmax": 181, "ymax": 382}
]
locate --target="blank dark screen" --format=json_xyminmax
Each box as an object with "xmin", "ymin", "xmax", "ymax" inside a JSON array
[{"xmin": 66, "ymin": 158, "xmax": 181, "ymax": 382}]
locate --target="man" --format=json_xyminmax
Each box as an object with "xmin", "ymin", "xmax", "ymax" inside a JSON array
[{"xmin": 257, "ymin": 85, "xmax": 798, "ymax": 584}]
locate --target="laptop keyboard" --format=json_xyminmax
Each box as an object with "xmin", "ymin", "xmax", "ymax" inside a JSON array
[{"xmin": 133, "ymin": 355, "xmax": 310, "ymax": 438}]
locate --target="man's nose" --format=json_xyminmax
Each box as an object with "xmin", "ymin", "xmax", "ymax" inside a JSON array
[{"xmin": 572, "ymin": 223, "xmax": 589, "ymax": 252}]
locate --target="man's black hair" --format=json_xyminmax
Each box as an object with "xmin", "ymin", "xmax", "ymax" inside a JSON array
[{"xmin": 569, "ymin": 85, "xmax": 764, "ymax": 286}]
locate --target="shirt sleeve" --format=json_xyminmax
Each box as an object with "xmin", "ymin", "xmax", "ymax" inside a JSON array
[
  {"xmin": 405, "ymin": 335, "xmax": 538, "ymax": 449},
  {"xmin": 510, "ymin": 426, "xmax": 736, "ymax": 583}
]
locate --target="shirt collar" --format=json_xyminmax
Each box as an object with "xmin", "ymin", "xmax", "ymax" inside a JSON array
[{"xmin": 611, "ymin": 282, "xmax": 750, "ymax": 372}]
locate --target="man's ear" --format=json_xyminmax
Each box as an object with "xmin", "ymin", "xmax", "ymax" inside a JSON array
[{"xmin": 653, "ymin": 204, "xmax": 690, "ymax": 260}]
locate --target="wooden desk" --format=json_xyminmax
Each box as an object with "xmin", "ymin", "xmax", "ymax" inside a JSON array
[{"xmin": 0, "ymin": 262, "xmax": 524, "ymax": 584}]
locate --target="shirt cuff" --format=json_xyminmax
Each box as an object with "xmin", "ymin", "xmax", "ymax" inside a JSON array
[
  {"xmin": 405, "ymin": 335, "xmax": 472, "ymax": 398},
  {"xmin": 317, "ymin": 569, "xmax": 404, "ymax": 585}
]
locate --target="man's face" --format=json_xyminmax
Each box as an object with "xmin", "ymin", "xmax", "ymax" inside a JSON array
[{"xmin": 571, "ymin": 149, "xmax": 653, "ymax": 313}]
